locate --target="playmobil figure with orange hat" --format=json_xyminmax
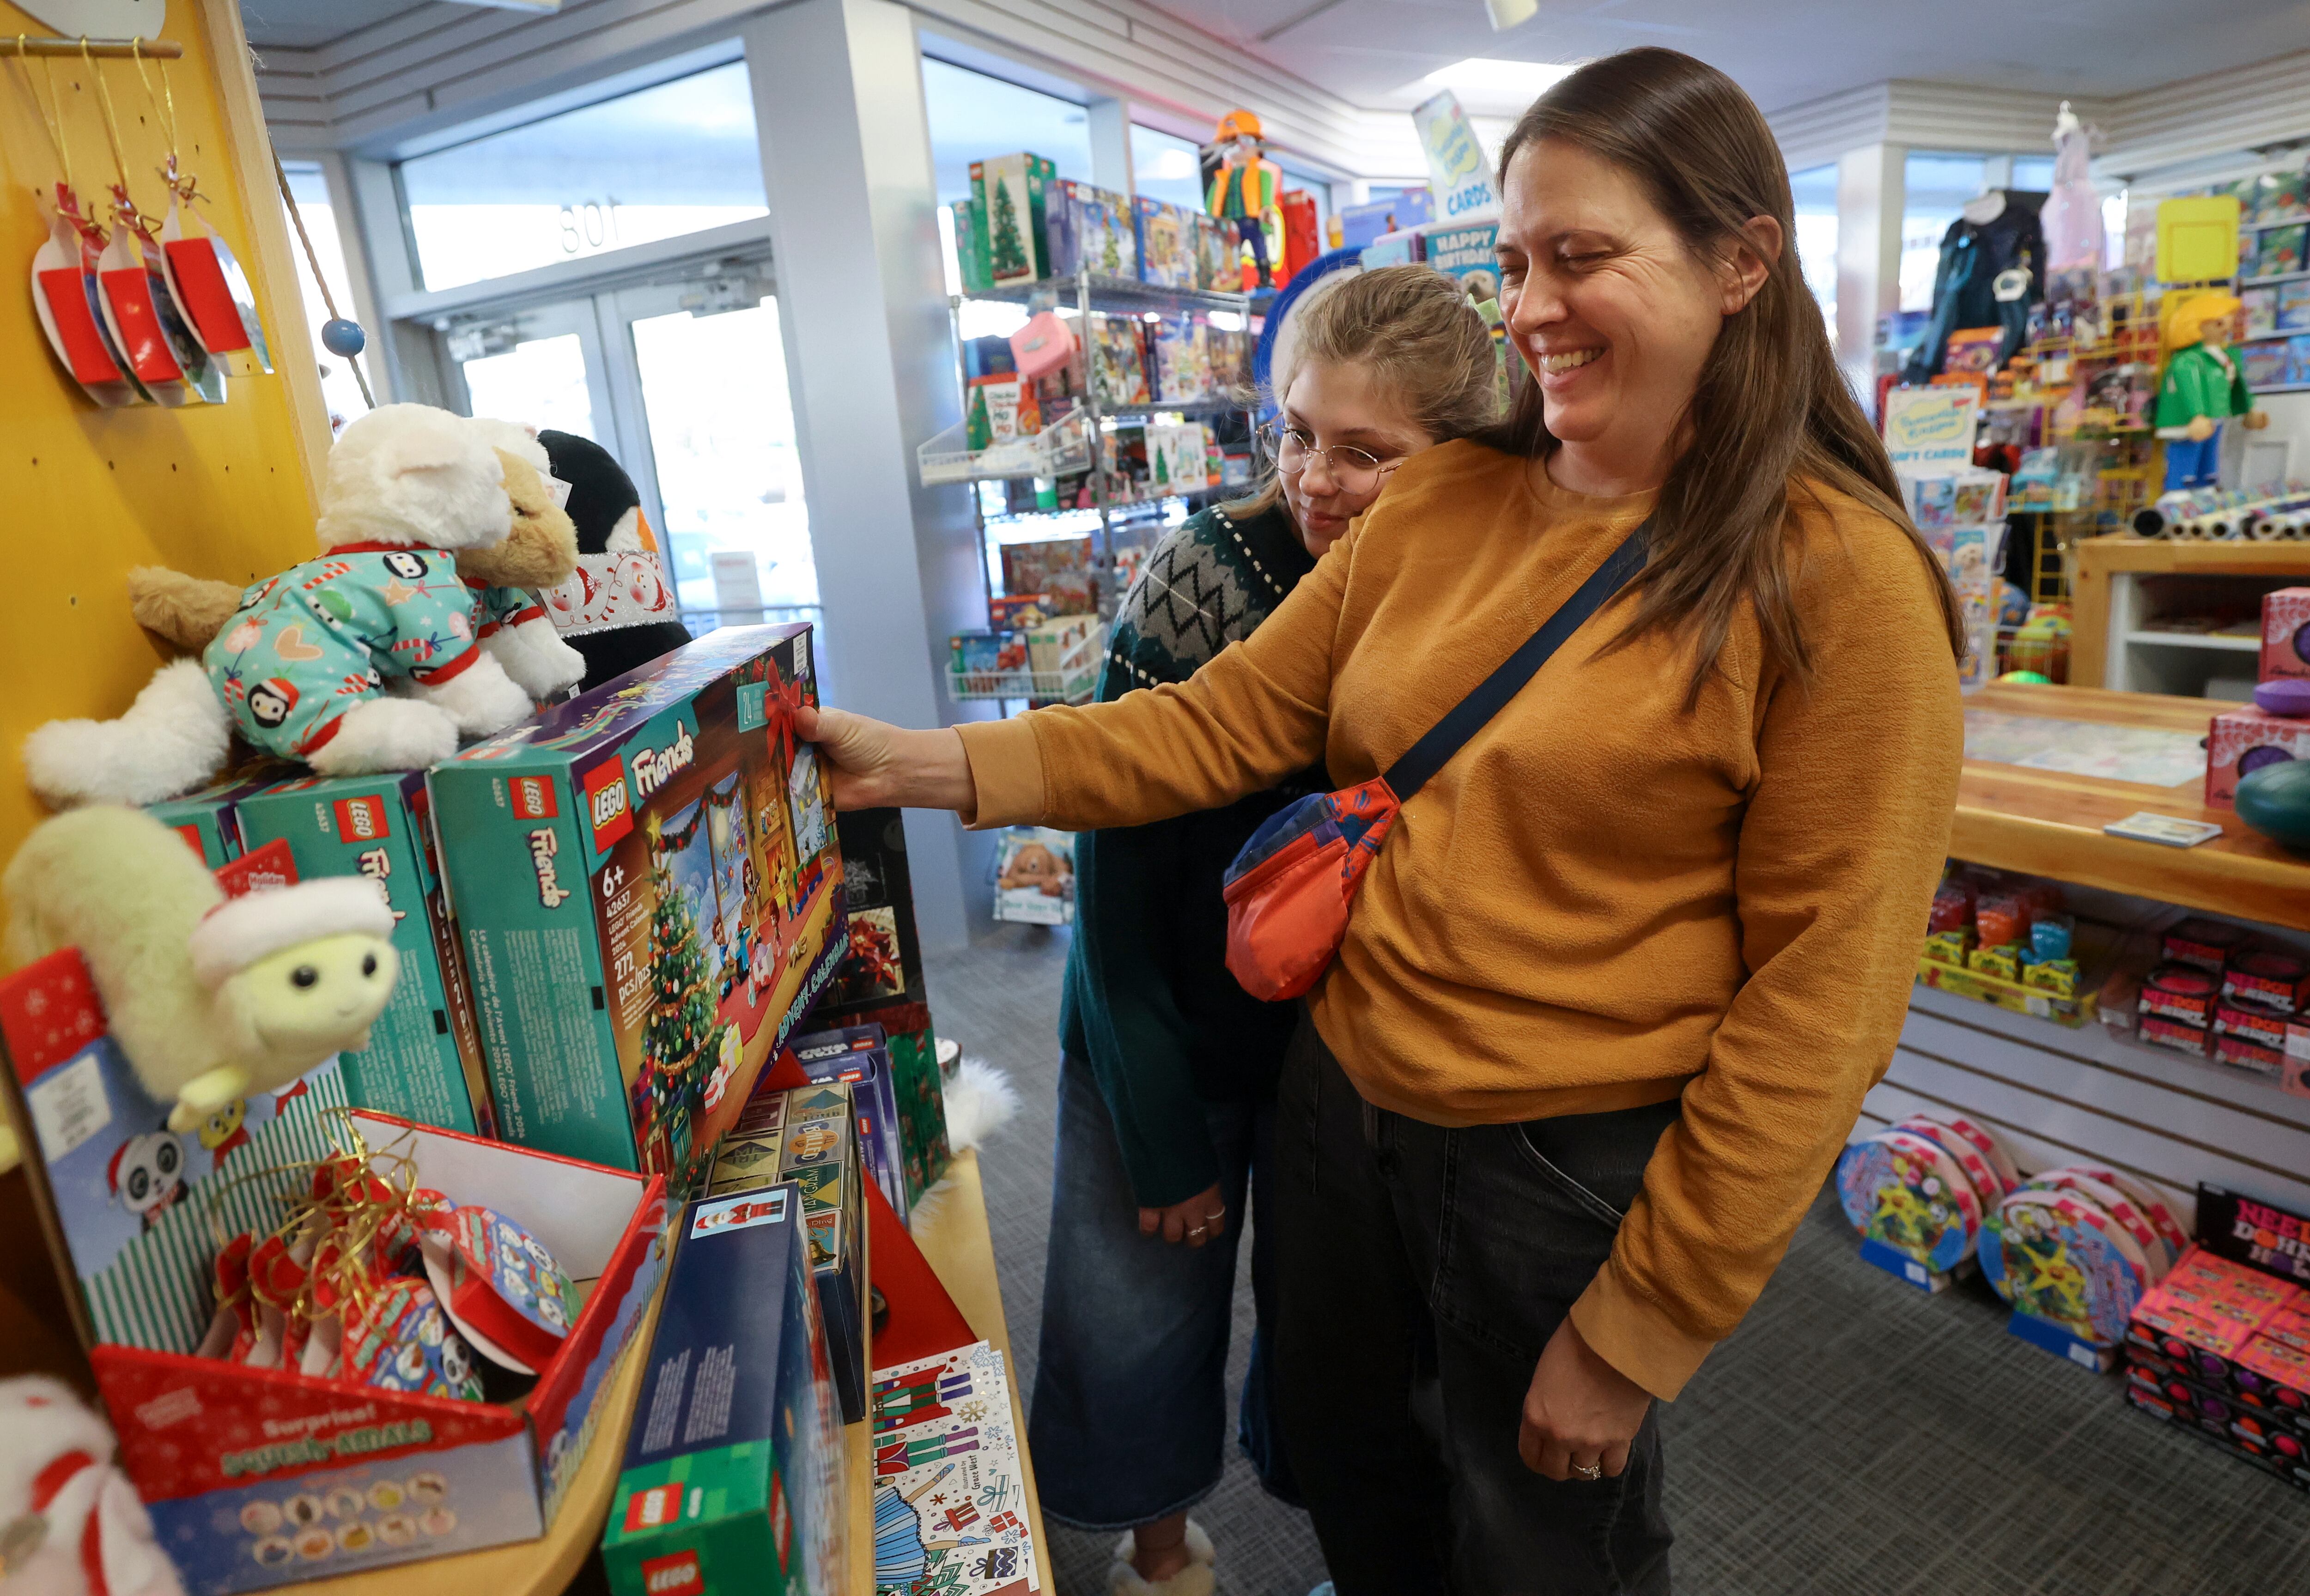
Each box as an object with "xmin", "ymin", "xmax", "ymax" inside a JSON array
[
  {"xmin": 1206, "ymin": 108, "xmax": 1283, "ymax": 289},
  {"xmin": 2155, "ymin": 290, "xmax": 2269, "ymax": 490}
]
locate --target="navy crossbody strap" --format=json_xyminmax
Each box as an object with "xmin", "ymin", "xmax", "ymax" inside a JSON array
[{"xmin": 1385, "ymin": 518, "xmax": 1651, "ymax": 802}]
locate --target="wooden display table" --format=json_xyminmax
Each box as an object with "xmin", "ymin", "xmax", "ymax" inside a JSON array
[
  {"xmin": 297, "ymin": 1148, "xmax": 1040, "ymax": 1596},
  {"xmin": 1954, "ymin": 681, "xmax": 2310, "ymax": 931}
]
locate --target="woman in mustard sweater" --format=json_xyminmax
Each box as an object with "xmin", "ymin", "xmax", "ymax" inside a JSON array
[{"xmin": 805, "ymin": 48, "xmax": 1964, "ymax": 1596}]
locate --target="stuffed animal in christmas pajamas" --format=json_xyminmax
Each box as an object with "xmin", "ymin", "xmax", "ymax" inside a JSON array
[{"xmin": 23, "ymin": 406, "xmax": 579, "ymax": 807}]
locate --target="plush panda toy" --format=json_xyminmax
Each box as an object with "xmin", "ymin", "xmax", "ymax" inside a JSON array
[{"xmin": 536, "ymin": 431, "xmax": 693, "ymax": 691}]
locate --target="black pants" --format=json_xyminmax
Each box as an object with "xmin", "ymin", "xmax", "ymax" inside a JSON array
[{"xmin": 1273, "ymin": 1020, "xmax": 1678, "ymax": 1596}]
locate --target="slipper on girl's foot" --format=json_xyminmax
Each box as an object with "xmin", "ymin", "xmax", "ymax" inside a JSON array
[{"xmin": 1107, "ymin": 1520, "xmax": 1217, "ymax": 1596}]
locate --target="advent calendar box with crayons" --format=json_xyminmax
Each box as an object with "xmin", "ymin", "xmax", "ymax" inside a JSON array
[
  {"xmin": 869, "ymin": 1340, "xmax": 1041, "ymax": 1596},
  {"xmin": 428, "ymin": 626, "xmax": 846, "ymax": 1190},
  {"xmin": 600, "ymin": 1187, "xmax": 845, "ymax": 1596}
]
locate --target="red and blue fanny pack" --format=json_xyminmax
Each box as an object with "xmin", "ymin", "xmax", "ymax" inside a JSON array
[{"xmin": 1220, "ymin": 521, "xmax": 1650, "ymax": 1001}]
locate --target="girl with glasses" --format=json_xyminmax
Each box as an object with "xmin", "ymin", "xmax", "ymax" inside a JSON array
[
  {"xmin": 1025, "ymin": 266, "xmax": 1499, "ymax": 1596},
  {"xmin": 805, "ymin": 48, "xmax": 1964, "ymax": 1595}
]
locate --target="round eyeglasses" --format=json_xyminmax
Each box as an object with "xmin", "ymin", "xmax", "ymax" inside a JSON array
[{"xmin": 1264, "ymin": 423, "xmax": 1404, "ymax": 496}]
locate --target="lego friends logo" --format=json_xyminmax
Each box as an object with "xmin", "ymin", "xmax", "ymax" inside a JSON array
[
  {"xmin": 639, "ymin": 1551, "xmax": 703, "ymax": 1596},
  {"xmin": 631, "ymin": 724, "xmax": 695, "ymax": 801},
  {"xmin": 584, "ymin": 759, "xmax": 634, "ymax": 852},
  {"xmin": 510, "ymin": 775, "xmax": 559, "ymax": 820},
  {"xmin": 332, "ymin": 795, "xmax": 390, "ymax": 843},
  {"xmin": 528, "ymin": 828, "xmax": 573, "ymax": 909}
]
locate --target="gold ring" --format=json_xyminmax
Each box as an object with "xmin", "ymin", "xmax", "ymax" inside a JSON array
[{"xmin": 1572, "ymin": 1461, "xmax": 1603, "ymax": 1481}]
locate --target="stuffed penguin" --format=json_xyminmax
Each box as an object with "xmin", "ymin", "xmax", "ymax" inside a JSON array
[{"xmin": 536, "ymin": 430, "xmax": 693, "ymax": 690}]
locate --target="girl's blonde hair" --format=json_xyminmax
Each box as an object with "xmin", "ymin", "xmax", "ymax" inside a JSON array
[{"xmin": 1224, "ymin": 264, "xmax": 1501, "ymax": 520}]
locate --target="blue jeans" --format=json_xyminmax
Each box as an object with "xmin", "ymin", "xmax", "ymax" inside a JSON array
[
  {"xmin": 2165, "ymin": 428, "xmax": 2222, "ymax": 491},
  {"xmin": 1028, "ymin": 1052, "xmax": 1300, "ymax": 1529}
]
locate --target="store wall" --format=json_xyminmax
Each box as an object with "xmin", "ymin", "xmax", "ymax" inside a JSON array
[{"xmin": 0, "ymin": 0, "xmax": 330, "ymax": 1386}]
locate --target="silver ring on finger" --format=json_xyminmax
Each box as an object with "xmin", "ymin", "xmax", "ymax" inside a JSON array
[
  {"xmin": 1187, "ymin": 1225, "xmax": 1208, "ymax": 1238},
  {"xmin": 1572, "ymin": 1461, "xmax": 1603, "ymax": 1481}
]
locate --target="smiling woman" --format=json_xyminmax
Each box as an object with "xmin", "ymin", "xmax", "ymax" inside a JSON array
[{"xmin": 798, "ymin": 45, "xmax": 1969, "ymax": 1596}]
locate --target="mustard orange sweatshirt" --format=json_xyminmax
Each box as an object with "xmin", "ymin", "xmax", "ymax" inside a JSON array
[{"xmin": 957, "ymin": 441, "xmax": 1963, "ymax": 1398}]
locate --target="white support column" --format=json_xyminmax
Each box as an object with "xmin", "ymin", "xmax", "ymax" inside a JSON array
[
  {"xmin": 1835, "ymin": 142, "xmax": 1905, "ymax": 414},
  {"xmin": 1087, "ymin": 97, "xmax": 1135, "ymax": 197},
  {"xmin": 741, "ymin": 0, "xmax": 992, "ymax": 951}
]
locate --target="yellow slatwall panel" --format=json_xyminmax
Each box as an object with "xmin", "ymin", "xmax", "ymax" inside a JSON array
[{"xmin": 0, "ymin": 0, "xmax": 330, "ymax": 875}]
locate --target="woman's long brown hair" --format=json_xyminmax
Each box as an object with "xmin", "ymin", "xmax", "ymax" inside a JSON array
[{"xmin": 1486, "ymin": 47, "xmax": 1966, "ymax": 700}]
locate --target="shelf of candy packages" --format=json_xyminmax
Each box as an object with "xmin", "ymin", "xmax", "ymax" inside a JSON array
[
  {"xmin": 2093, "ymin": 916, "xmax": 2310, "ymax": 1093},
  {"xmin": 1836, "ymin": 1109, "xmax": 2185, "ymax": 1371},
  {"xmin": 1921, "ymin": 867, "xmax": 2095, "ymax": 1024}
]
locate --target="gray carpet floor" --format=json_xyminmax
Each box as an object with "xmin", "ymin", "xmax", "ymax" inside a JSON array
[{"xmin": 926, "ymin": 925, "xmax": 2310, "ymax": 1596}]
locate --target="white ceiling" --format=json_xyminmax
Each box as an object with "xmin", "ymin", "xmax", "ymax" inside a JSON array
[
  {"xmin": 241, "ymin": 0, "xmax": 445, "ymax": 52},
  {"xmin": 1146, "ymin": 0, "xmax": 2310, "ymax": 115}
]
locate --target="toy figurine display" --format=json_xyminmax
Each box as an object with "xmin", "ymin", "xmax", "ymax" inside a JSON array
[
  {"xmin": 1205, "ymin": 108, "xmax": 1284, "ymax": 290},
  {"xmin": 2156, "ymin": 291, "xmax": 2270, "ymax": 491}
]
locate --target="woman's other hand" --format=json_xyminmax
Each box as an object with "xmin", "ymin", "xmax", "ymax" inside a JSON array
[
  {"xmin": 1139, "ymin": 1183, "xmax": 1228, "ymax": 1248},
  {"xmin": 1518, "ymin": 1316, "xmax": 1653, "ymax": 1481},
  {"xmin": 796, "ymin": 705, "xmax": 977, "ymax": 814}
]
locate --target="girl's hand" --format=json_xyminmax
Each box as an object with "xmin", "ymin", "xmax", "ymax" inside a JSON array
[
  {"xmin": 1518, "ymin": 1316, "xmax": 1653, "ymax": 1481},
  {"xmin": 796, "ymin": 706, "xmax": 977, "ymax": 814},
  {"xmin": 1139, "ymin": 1183, "xmax": 1228, "ymax": 1248}
]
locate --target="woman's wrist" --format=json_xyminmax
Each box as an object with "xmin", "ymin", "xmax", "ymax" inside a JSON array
[{"xmin": 903, "ymin": 726, "xmax": 978, "ymax": 815}]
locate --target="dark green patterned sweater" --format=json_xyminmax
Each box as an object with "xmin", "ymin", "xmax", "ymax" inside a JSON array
[{"xmin": 1057, "ymin": 501, "xmax": 1324, "ymax": 1207}]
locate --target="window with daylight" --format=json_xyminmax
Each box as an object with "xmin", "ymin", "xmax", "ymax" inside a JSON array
[
  {"xmin": 1790, "ymin": 163, "xmax": 1838, "ymax": 347},
  {"xmin": 397, "ymin": 61, "xmax": 769, "ymax": 292},
  {"xmin": 1133, "ymin": 124, "xmax": 1207, "ymax": 212}
]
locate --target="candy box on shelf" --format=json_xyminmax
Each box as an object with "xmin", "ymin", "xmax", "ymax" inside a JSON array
[
  {"xmin": 2208, "ymin": 705, "xmax": 2310, "ymax": 808},
  {"xmin": 814, "ymin": 808, "xmax": 950, "ymax": 1207},
  {"xmin": 2264, "ymin": 587, "xmax": 2310, "ymax": 683},
  {"xmin": 707, "ymin": 1080, "xmax": 867, "ymax": 1422},
  {"xmin": 0, "ymin": 952, "xmax": 669, "ymax": 1596},
  {"xmin": 234, "ymin": 770, "xmax": 493, "ymax": 1137},
  {"xmin": 599, "ymin": 1187, "xmax": 845, "ymax": 1596},
  {"xmin": 427, "ymin": 626, "xmax": 847, "ymax": 1190},
  {"xmin": 2140, "ymin": 1014, "xmax": 2212, "ymax": 1057},
  {"xmin": 2164, "ymin": 917, "xmax": 2250, "ymax": 973},
  {"xmin": 2228, "ymin": 949, "xmax": 2310, "ymax": 1013},
  {"xmin": 2217, "ymin": 1032, "xmax": 2287, "ymax": 1078}
]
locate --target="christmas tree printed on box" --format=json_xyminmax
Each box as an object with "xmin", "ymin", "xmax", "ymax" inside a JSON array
[
  {"xmin": 871, "ymin": 1340, "xmax": 1039, "ymax": 1596},
  {"xmin": 632, "ymin": 802, "xmax": 736, "ymax": 1178},
  {"xmin": 971, "ymin": 154, "xmax": 1049, "ymax": 288}
]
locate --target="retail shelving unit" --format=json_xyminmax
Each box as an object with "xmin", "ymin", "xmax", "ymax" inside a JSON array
[
  {"xmin": 2071, "ymin": 534, "xmax": 2310, "ymax": 691},
  {"xmin": 934, "ymin": 268, "xmax": 1259, "ymax": 701},
  {"xmin": 2231, "ymin": 210, "xmax": 2310, "ymax": 396}
]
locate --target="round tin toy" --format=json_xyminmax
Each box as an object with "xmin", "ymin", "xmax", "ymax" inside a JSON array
[
  {"xmin": 2026, "ymin": 1169, "xmax": 2171, "ymax": 1278},
  {"xmin": 1834, "ymin": 1128, "xmax": 1979, "ymax": 1272},
  {"xmin": 1992, "ymin": 1187, "xmax": 2150, "ymax": 1345},
  {"xmin": 1892, "ymin": 1117, "xmax": 2001, "ymax": 1216},
  {"xmin": 343, "ymin": 1275, "xmax": 484, "ymax": 1401},
  {"xmin": 419, "ymin": 1205, "xmax": 576, "ymax": 1374},
  {"xmin": 1937, "ymin": 1113, "xmax": 2020, "ymax": 1195}
]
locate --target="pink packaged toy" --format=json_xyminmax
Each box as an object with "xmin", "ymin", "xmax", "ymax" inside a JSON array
[
  {"xmin": 2207, "ymin": 706, "xmax": 2310, "ymax": 808},
  {"xmin": 2261, "ymin": 588, "xmax": 2310, "ymax": 683}
]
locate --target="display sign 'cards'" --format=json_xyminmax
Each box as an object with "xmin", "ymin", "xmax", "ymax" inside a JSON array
[
  {"xmin": 1881, "ymin": 385, "xmax": 1982, "ymax": 472},
  {"xmin": 1412, "ymin": 91, "xmax": 1501, "ymax": 222},
  {"xmin": 427, "ymin": 626, "xmax": 846, "ymax": 1189}
]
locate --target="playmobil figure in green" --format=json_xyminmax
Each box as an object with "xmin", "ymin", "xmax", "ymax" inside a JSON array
[{"xmin": 2155, "ymin": 291, "xmax": 2268, "ymax": 491}]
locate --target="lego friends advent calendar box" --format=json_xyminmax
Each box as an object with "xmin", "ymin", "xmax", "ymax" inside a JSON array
[{"xmin": 428, "ymin": 626, "xmax": 846, "ymax": 1189}]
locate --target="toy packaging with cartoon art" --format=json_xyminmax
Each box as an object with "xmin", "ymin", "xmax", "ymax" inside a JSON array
[
  {"xmin": 426, "ymin": 625, "xmax": 847, "ymax": 1190},
  {"xmin": 708, "ymin": 1078, "xmax": 869, "ymax": 1421},
  {"xmin": 0, "ymin": 939, "xmax": 670, "ymax": 1591},
  {"xmin": 814, "ymin": 807, "xmax": 952, "ymax": 1206},
  {"xmin": 601, "ymin": 1186, "xmax": 845, "ymax": 1596},
  {"xmin": 869, "ymin": 1339, "xmax": 1042, "ymax": 1596},
  {"xmin": 233, "ymin": 770, "xmax": 494, "ymax": 1136},
  {"xmin": 787, "ymin": 1023, "xmax": 907, "ymax": 1218}
]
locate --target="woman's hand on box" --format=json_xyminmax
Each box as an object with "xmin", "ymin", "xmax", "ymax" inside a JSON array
[{"xmin": 796, "ymin": 705, "xmax": 977, "ymax": 816}]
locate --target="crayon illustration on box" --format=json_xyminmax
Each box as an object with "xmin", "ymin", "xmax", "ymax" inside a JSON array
[{"xmin": 871, "ymin": 1341, "xmax": 1040, "ymax": 1596}]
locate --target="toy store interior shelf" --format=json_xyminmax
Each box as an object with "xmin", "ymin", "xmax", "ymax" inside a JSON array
[
  {"xmin": 289, "ymin": 1293, "xmax": 665, "ymax": 1596},
  {"xmin": 1953, "ymin": 683, "xmax": 2310, "ymax": 932},
  {"xmin": 957, "ymin": 274, "xmax": 1254, "ymax": 314},
  {"xmin": 2076, "ymin": 537, "xmax": 2310, "ymax": 577}
]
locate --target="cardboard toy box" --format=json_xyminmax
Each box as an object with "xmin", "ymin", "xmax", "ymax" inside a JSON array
[
  {"xmin": 2206, "ymin": 704, "xmax": 2310, "ymax": 808},
  {"xmin": 868, "ymin": 1340, "xmax": 1044, "ymax": 1595},
  {"xmin": 234, "ymin": 770, "xmax": 495, "ymax": 1137},
  {"xmin": 2264, "ymin": 587, "xmax": 2310, "ymax": 682},
  {"xmin": 817, "ymin": 808, "xmax": 951, "ymax": 1208},
  {"xmin": 428, "ymin": 626, "xmax": 847, "ymax": 1190},
  {"xmin": 708, "ymin": 1080, "xmax": 869, "ymax": 1422},
  {"xmin": 788, "ymin": 1023, "xmax": 906, "ymax": 1218},
  {"xmin": 0, "ymin": 947, "xmax": 669, "ymax": 1595},
  {"xmin": 147, "ymin": 762, "xmax": 298, "ymax": 868},
  {"xmin": 971, "ymin": 152, "xmax": 1054, "ymax": 286},
  {"xmin": 601, "ymin": 1187, "xmax": 845, "ymax": 1596}
]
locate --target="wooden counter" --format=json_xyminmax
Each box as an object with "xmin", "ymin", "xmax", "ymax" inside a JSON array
[
  {"xmin": 2071, "ymin": 535, "xmax": 2310, "ymax": 691},
  {"xmin": 1953, "ymin": 681, "xmax": 2310, "ymax": 929}
]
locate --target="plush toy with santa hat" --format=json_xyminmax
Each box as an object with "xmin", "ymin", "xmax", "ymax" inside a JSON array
[{"xmin": 0, "ymin": 1377, "xmax": 185, "ymax": 1596}]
